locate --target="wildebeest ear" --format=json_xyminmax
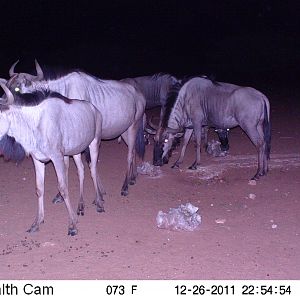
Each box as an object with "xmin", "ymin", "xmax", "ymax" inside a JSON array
[{"xmin": 0, "ymin": 78, "xmax": 7, "ymax": 84}]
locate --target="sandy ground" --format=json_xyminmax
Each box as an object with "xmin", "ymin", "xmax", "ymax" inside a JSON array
[{"xmin": 0, "ymin": 86, "xmax": 299, "ymax": 280}]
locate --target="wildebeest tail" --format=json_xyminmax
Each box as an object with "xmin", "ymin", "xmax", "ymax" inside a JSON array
[
  {"xmin": 263, "ymin": 99, "xmax": 271, "ymax": 160},
  {"xmin": 135, "ymin": 117, "xmax": 146, "ymax": 159},
  {"xmin": 83, "ymin": 147, "xmax": 91, "ymax": 164}
]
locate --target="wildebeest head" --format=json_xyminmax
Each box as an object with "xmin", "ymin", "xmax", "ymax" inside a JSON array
[
  {"xmin": 146, "ymin": 118, "xmax": 183, "ymax": 166},
  {"xmin": 4, "ymin": 59, "xmax": 44, "ymax": 94},
  {"xmin": 145, "ymin": 117, "xmax": 167, "ymax": 166},
  {"xmin": 214, "ymin": 128, "xmax": 230, "ymax": 151},
  {"xmin": 161, "ymin": 128, "xmax": 184, "ymax": 165}
]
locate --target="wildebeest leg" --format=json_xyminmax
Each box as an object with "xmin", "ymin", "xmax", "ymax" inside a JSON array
[
  {"xmin": 242, "ymin": 123, "xmax": 266, "ymax": 180},
  {"xmin": 256, "ymin": 121, "xmax": 268, "ymax": 177},
  {"xmin": 73, "ymin": 154, "xmax": 85, "ymax": 216},
  {"xmin": 189, "ymin": 124, "xmax": 202, "ymax": 170},
  {"xmin": 27, "ymin": 158, "xmax": 45, "ymax": 233},
  {"xmin": 201, "ymin": 126, "xmax": 209, "ymax": 149},
  {"xmin": 52, "ymin": 192, "xmax": 64, "ymax": 204},
  {"xmin": 123, "ymin": 129, "xmax": 137, "ymax": 184},
  {"xmin": 152, "ymin": 111, "xmax": 165, "ymax": 166},
  {"xmin": 52, "ymin": 156, "xmax": 78, "ymax": 236},
  {"xmin": 121, "ymin": 127, "xmax": 137, "ymax": 196},
  {"xmin": 172, "ymin": 128, "xmax": 193, "ymax": 168},
  {"xmin": 89, "ymin": 140, "xmax": 105, "ymax": 213},
  {"xmin": 52, "ymin": 157, "xmax": 69, "ymax": 204}
]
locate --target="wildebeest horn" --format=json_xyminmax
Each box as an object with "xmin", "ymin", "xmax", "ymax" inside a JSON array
[
  {"xmin": 0, "ymin": 83, "xmax": 14, "ymax": 105},
  {"xmin": 145, "ymin": 124, "xmax": 157, "ymax": 135},
  {"xmin": 9, "ymin": 60, "xmax": 20, "ymax": 77},
  {"xmin": 166, "ymin": 127, "xmax": 180, "ymax": 134},
  {"xmin": 35, "ymin": 59, "xmax": 44, "ymax": 79}
]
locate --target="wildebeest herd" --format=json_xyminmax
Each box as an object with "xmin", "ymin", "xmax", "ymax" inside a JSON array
[{"xmin": 0, "ymin": 60, "xmax": 271, "ymax": 235}]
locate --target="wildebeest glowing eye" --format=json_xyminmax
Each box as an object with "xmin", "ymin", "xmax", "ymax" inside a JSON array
[
  {"xmin": 164, "ymin": 138, "xmax": 169, "ymax": 143},
  {"xmin": 15, "ymin": 87, "xmax": 20, "ymax": 92}
]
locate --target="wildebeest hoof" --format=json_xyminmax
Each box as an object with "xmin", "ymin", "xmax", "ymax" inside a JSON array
[
  {"xmin": 52, "ymin": 193, "xmax": 64, "ymax": 204},
  {"xmin": 77, "ymin": 209, "xmax": 84, "ymax": 216},
  {"xmin": 27, "ymin": 225, "xmax": 39, "ymax": 233},
  {"xmin": 251, "ymin": 172, "xmax": 265, "ymax": 181},
  {"xmin": 171, "ymin": 163, "xmax": 179, "ymax": 169},
  {"xmin": 68, "ymin": 227, "xmax": 78, "ymax": 236},
  {"xmin": 188, "ymin": 165, "xmax": 197, "ymax": 170},
  {"xmin": 121, "ymin": 190, "xmax": 128, "ymax": 196},
  {"xmin": 129, "ymin": 179, "xmax": 136, "ymax": 185},
  {"xmin": 96, "ymin": 206, "xmax": 105, "ymax": 213},
  {"xmin": 77, "ymin": 203, "xmax": 84, "ymax": 216},
  {"xmin": 251, "ymin": 172, "xmax": 263, "ymax": 180}
]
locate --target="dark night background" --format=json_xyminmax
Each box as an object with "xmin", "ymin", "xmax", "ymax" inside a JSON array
[{"xmin": 0, "ymin": 0, "xmax": 299, "ymax": 88}]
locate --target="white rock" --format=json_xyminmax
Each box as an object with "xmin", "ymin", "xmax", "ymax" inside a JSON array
[
  {"xmin": 248, "ymin": 193, "xmax": 256, "ymax": 200},
  {"xmin": 215, "ymin": 218, "xmax": 226, "ymax": 224}
]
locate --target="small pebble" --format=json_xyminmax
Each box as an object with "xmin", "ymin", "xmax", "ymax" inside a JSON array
[
  {"xmin": 248, "ymin": 180, "xmax": 257, "ymax": 186},
  {"xmin": 248, "ymin": 193, "xmax": 256, "ymax": 200},
  {"xmin": 215, "ymin": 218, "xmax": 226, "ymax": 224}
]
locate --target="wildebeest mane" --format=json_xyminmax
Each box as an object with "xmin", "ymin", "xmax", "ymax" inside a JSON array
[
  {"xmin": 0, "ymin": 134, "xmax": 26, "ymax": 163},
  {"xmin": 13, "ymin": 89, "xmax": 72, "ymax": 106},
  {"xmin": 39, "ymin": 66, "xmax": 84, "ymax": 80},
  {"xmin": 41, "ymin": 67, "xmax": 106, "ymax": 83},
  {"xmin": 151, "ymin": 72, "xmax": 170, "ymax": 80},
  {"xmin": 162, "ymin": 80, "xmax": 183, "ymax": 127},
  {"xmin": 181, "ymin": 74, "xmax": 220, "ymax": 86}
]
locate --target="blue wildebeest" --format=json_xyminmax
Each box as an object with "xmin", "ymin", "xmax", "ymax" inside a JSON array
[
  {"xmin": 160, "ymin": 76, "xmax": 271, "ymax": 180},
  {"xmin": 0, "ymin": 83, "xmax": 103, "ymax": 235},
  {"xmin": 5, "ymin": 60, "xmax": 146, "ymax": 196},
  {"xmin": 121, "ymin": 73, "xmax": 181, "ymax": 164},
  {"xmin": 148, "ymin": 78, "xmax": 230, "ymax": 166}
]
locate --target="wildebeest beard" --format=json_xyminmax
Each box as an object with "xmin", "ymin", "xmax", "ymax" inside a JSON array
[{"xmin": 0, "ymin": 134, "xmax": 26, "ymax": 163}]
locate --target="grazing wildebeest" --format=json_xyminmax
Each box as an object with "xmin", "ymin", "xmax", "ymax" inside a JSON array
[
  {"xmin": 4, "ymin": 60, "xmax": 146, "ymax": 196},
  {"xmin": 160, "ymin": 76, "xmax": 271, "ymax": 180},
  {"xmin": 0, "ymin": 83, "xmax": 103, "ymax": 235},
  {"xmin": 146, "ymin": 78, "xmax": 230, "ymax": 166},
  {"xmin": 121, "ymin": 73, "xmax": 181, "ymax": 164}
]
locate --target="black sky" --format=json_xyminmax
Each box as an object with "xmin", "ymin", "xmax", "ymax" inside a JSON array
[{"xmin": 0, "ymin": 0, "xmax": 299, "ymax": 85}]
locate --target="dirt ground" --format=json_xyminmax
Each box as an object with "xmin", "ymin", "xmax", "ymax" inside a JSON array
[{"xmin": 0, "ymin": 85, "xmax": 299, "ymax": 280}]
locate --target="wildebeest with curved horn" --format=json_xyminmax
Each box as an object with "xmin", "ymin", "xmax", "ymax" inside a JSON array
[
  {"xmin": 0, "ymin": 83, "xmax": 104, "ymax": 235},
  {"xmin": 5, "ymin": 60, "xmax": 146, "ymax": 196},
  {"xmin": 121, "ymin": 73, "xmax": 181, "ymax": 164},
  {"xmin": 160, "ymin": 76, "xmax": 271, "ymax": 180}
]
